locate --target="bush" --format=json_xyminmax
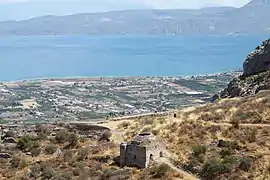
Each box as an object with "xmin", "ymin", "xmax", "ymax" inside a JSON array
[
  {"xmin": 218, "ymin": 140, "xmax": 240, "ymax": 150},
  {"xmin": 55, "ymin": 131, "xmax": 70, "ymax": 144},
  {"xmin": 36, "ymin": 124, "xmax": 51, "ymax": 134},
  {"xmin": 222, "ymin": 156, "xmax": 238, "ymax": 167},
  {"xmin": 55, "ymin": 131, "xmax": 78, "ymax": 146},
  {"xmin": 10, "ymin": 155, "xmax": 29, "ymax": 169},
  {"xmin": 239, "ymin": 157, "xmax": 253, "ymax": 171},
  {"xmin": 99, "ymin": 130, "xmax": 112, "ymax": 141},
  {"xmin": 200, "ymin": 158, "xmax": 231, "ymax": 180},
  {"xmin": 77, "ymin": 148, "xmax": 89, "ymax": 161},
  {"xmin": 69, "ymin": 133, "xmax": 79, "ymax": 146},
  {"xmin": 42, "ymin": 166, "xmax": 55, "ymax": 179},
  {"xmin": 45, "ymin": 144, "xmax": 58, "ymax": 155},
  {"xmin": 30, "ymin": 164, "xmax": 41, "ymax": 178},
  {"xmin": 150, "ymin": 163, "xmax": 172, "ymax": 178},
  {"xmin": 31, "ymin": 147, "xmax": 41, "ymax": 157},
  {"xmin": 17, "ymin": 135, "xmax": 39, "ymax": 151},
  {"xmin": 40, "ymin": 162, "xmax": 55, "ymax": 179},
  {"xmin": 73, "ymin": 162, "xmax": 85, "ymax": 176},
  {"xmin": 192, "ymin": 145, "xmax": 207, "ymax": 158}
]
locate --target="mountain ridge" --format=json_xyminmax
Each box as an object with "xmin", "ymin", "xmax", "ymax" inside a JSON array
[{"xmin": 0, "ymin": 0, "xmax": 269, "ymax": 35}]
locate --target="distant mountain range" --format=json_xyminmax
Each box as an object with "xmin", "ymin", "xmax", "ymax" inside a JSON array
[{"xmin": 0, "ymin": 0, "xmax": 269, "ymax": 36}]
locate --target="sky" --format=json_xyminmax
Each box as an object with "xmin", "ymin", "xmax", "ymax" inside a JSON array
[{"xmin": 0, "ymin": 0, "xmax": 251, "ymax": 21}]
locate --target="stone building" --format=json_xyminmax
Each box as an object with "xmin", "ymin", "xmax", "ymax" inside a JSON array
[{"xmin": 120, "ymin": 132, "xmax": 164, "ymax": 168}]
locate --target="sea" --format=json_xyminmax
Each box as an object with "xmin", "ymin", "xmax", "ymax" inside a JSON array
[{"xmin": 0, "ymin": 35, "xmax": 268, "ymax": 82}]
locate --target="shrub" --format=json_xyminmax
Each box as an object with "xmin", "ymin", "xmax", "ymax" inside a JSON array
[
  {"xmin": 192, "ymin": 145, "xmax": 207, "ymax": 158},
  {"xmin": 239, "ymin": 157, "xmax": 253, "ymax": 171},
  {"xmin": 40, "ymin": 162, "xmax": 55, "ymax": 179},
  {"xmin": 222, "ymin": 156, "xmax": 238, "ymax": 166},
  {"xmin": 55, "ymin": 131, "xmax": 70, "ymax": 144},
  {"xmin": 150, "ymin": 163, "xmax": 172, "ymax": 178},
  {"xmin": 17, "ymin": 135, "xmax": 39, "ymax": 151},
  {"xmin": 36, "ymin": 124, "xmax": 51, "ymax": 135},
  {"xmin": 220, "ymin": 148, "xmax": 233, "ymax": 158},
  {"xmin": 68, "ymin": 133, "xmax": 79, "ymax": 146},
  {"xmin": 30, "ymin": 164, "xmax": 41, "ymax": 178},
  {"xmin": 200, "ymin": 158, "xmax": 231, "ymax": 180},
  {"xmin": 77, "ymin": 148, "xmax": 89, "ymax": 161},
  {"xmin": 63, "ymin": 150, "xmax": 74, "ymax": 161},
  {"xmin": 31, "ymin": 147, "xmax": 41, "ymax": 157},
  {"xmin": 218, "ymin": 140, "xmax": 240, "ymax": 150},
  {"xmin": 45, "ymin": 144, "xmax": 58, "ymax": 155},
  {"xmin": 99, "ymin": 130, "xmax": 112, "ymax": 141},
  {"xmin": 37, "ymin": 133, "xmax": 48, "ymax": 140},
  {"xmin": 42, "ymin": 166, "xmax": 55, "ymax": 179},
  {"xmin": 73, "ymin": 162, "xmax": 85, "ymax": 176},
  {"xmin": 10, "ymin": 155, "xmax": 29, "ymax": 169}
]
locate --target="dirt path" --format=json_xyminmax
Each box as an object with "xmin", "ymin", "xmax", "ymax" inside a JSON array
[
  {"xmin": 158, "ymin": 157, "xmax": 199, "ymax": 180},
  {"xmin": 206, "ymin": 122, "xmax": 270, "ymax": 127}
]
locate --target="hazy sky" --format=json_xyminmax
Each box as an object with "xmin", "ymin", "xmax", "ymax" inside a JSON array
[{"xmin": 0, "ymin": 0, "xmax": 251, "ymax": 21}]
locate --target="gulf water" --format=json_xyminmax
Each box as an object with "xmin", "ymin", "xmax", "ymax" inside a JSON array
[{"xmin": 0, "ymin": 35, "xmax": 267, "ymax": 81}]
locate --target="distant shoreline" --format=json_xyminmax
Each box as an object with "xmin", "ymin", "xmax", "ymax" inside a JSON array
[{"xmin": 0, "ymin": 70, "xmax": 242, "ymax": 84}]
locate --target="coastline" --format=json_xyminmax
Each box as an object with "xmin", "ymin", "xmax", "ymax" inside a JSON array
[{"xmin": 0, "ymin": 69, "xmax": 242, "ymax": 84}]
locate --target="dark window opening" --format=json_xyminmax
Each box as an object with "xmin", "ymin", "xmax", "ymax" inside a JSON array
[
  {"xmin": 266, "ymin": 62, "xmax": 270, "ymax": 69},
  {"xmin": 150, "ymin": 154, "xmax": 153, "ymax": 160},
  {"xmin": 134, "ymin": 155, "xmax": 137, "ymax": 159}
]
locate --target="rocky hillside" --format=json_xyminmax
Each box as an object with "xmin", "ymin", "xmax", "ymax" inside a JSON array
[{"xmin": 213, "ymin": 39, "xmax": 270, "ymax": 100}]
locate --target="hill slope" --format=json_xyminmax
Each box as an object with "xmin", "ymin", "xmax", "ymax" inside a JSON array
[
  {"xmin": 0, "ymin": 0, "xmax": 269, "ymax": 35},
  {"xmin": 113, "ymin": 90, "xmax": 270, "ymax": 180}
]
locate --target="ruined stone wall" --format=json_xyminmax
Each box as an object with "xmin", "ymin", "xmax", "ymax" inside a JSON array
[
  {"xmin": 145, "ymin": 143, "xmax": 164, "ymax": 166},
  {"xmin": 125, "ymin": 145, "xmax": 147, "ymax": 168}
]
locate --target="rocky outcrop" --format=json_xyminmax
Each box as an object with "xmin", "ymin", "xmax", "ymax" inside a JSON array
[
  {"xmin": 243, "ymin": 39, "xmax": 270, "ymax": 76},
  {"xmin": 213, "ymin": 39, "xmax": 270, "ymax": 101}
]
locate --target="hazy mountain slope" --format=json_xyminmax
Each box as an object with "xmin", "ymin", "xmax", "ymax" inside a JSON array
[{"xmin": 0, "ymin": 0, "xmax": 269, "ymax": 35}]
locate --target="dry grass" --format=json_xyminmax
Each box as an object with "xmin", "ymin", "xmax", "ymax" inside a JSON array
[{"xmin": 116, "ymin": 91, "xmax": 270, "ymax": 180}]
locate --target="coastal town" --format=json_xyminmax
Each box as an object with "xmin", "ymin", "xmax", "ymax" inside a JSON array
[{"xmin": 0, "ymin": 72, "xmax": 241, "ymax": 125}]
